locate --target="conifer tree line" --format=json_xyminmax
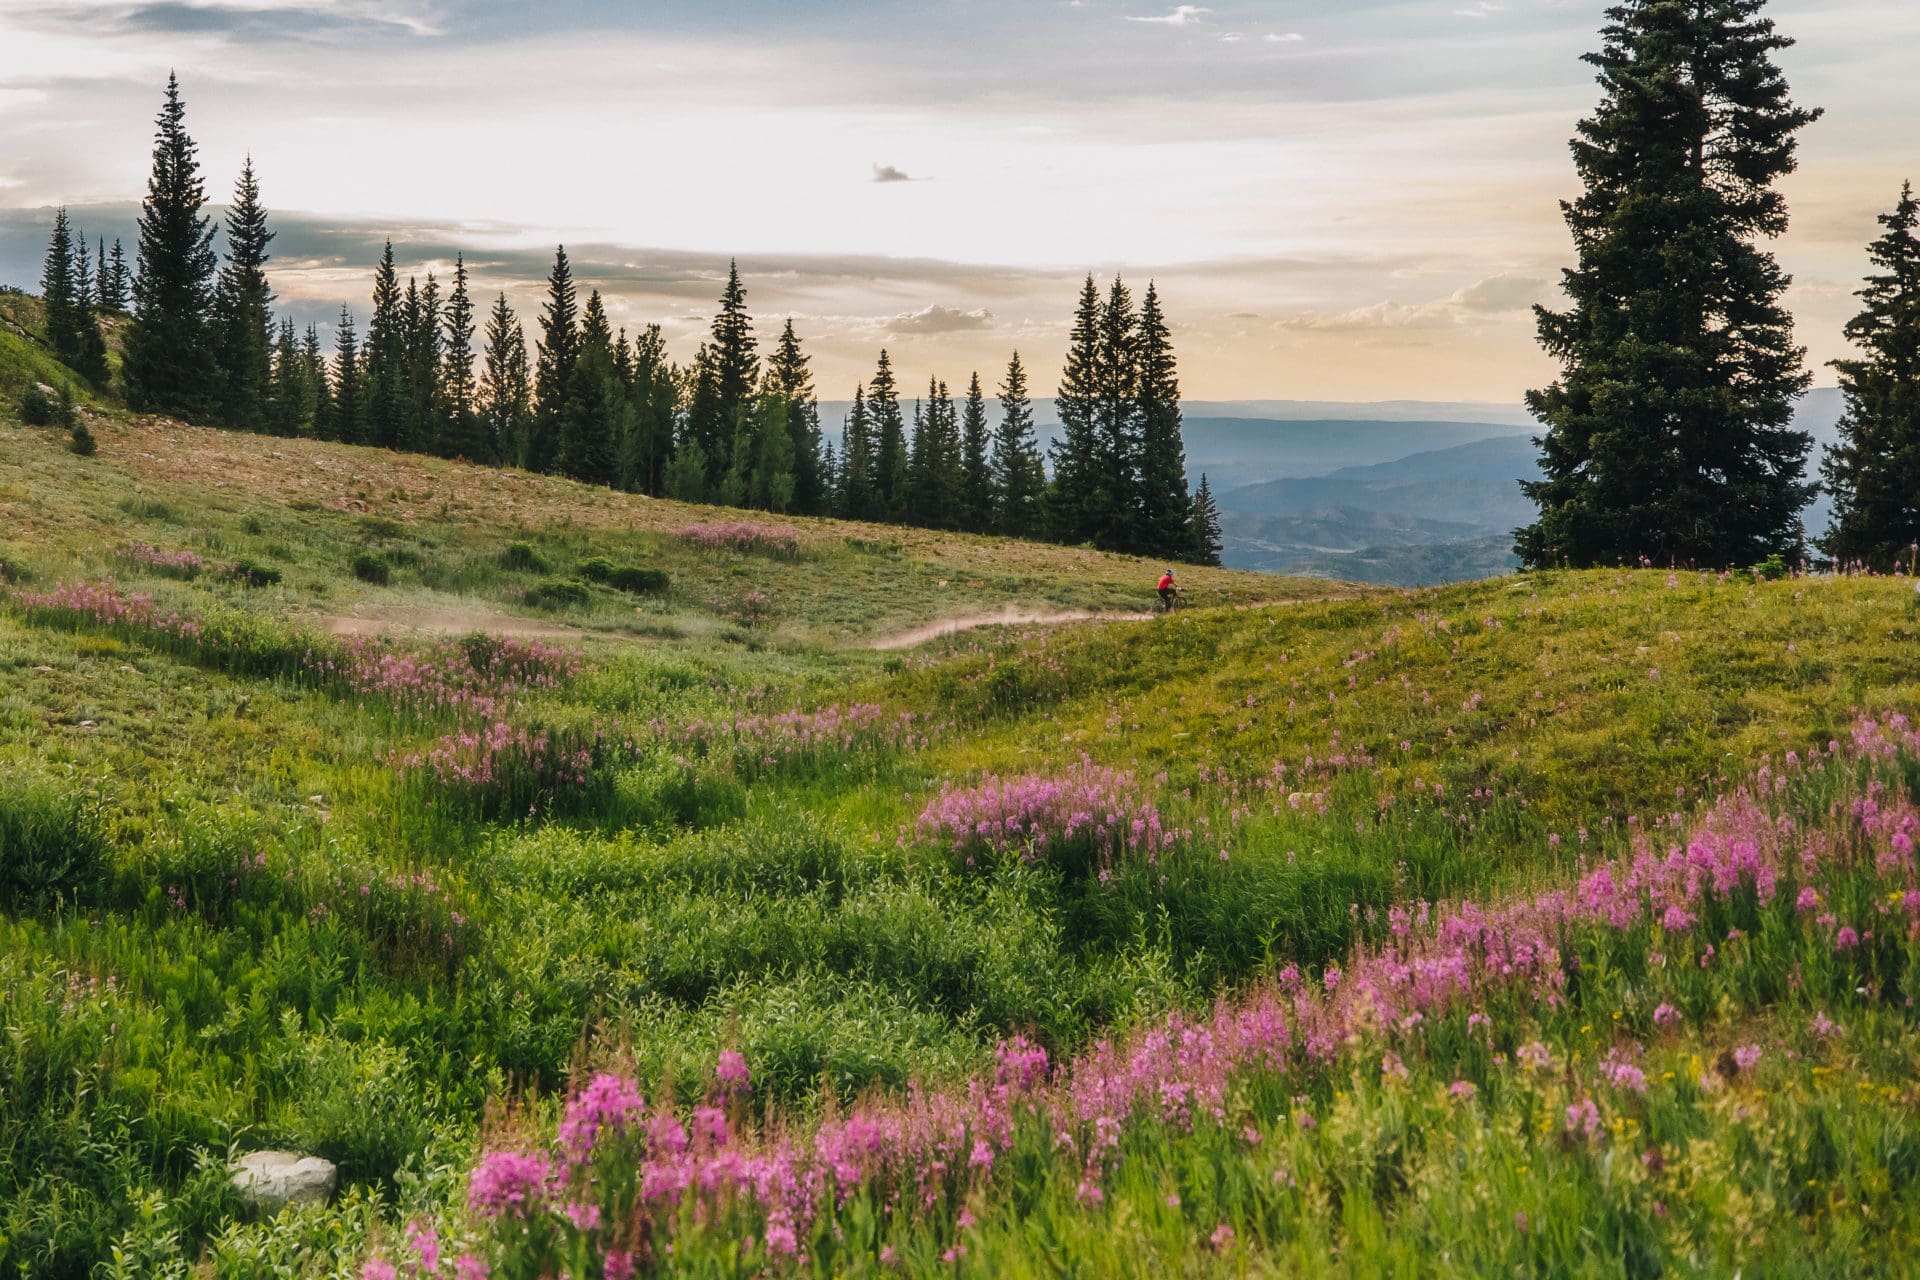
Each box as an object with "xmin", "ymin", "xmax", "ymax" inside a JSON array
[{"xmin": 38, "ymin": 73, "xmax": 1222, "ymax": 565}]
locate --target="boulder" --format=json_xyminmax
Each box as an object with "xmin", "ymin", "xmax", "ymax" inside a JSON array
[{"xmin": 229, "ymin": 1150, "xmax": 337, "ymax": 1212}]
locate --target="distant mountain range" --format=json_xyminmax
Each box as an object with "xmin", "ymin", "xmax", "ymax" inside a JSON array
[{"xmin": 819, "ymin": 391, "xmax": 1849, "ymax": 588}]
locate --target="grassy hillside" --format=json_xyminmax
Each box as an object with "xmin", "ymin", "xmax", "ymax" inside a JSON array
[{"xmin": 3, "ymin": 408, "xmax": 1919, "ymax": 1276}]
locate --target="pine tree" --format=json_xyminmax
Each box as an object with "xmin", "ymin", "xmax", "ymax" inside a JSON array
[
  {"xmin": 664, "ymin": 439, "xmax": 709, "ymax": 504},
  {"xmin": 433, "ymin": 255, "xmax": 486, "ymax": 460},
  {"xmin": 1189, "ymin": 473, "xmax": 1223, "ymax": 567},
  {"xmin": 619, "ymin": 324, "xmax": 678, "ymax": 495},
  {"xmin": 404, "ymin": 272, "xmax": 443, "ymax": 453},
  {"xmin": 104, "ymin": 240, "xmax": 132, "ymax": 314},
  {"xmin": 907, "ymin": 387, "xmax": 937, "ymax": 525},
  {"xmin": 361, "ymin": 242, "xmax": 407, "ymax": 448},
  {"xmin": 1135, "ymin": 283, "xmax": 1193, "ymax": 558},
  {"xmin": 481, "ymin": 294, "xmax": 530, "ymax": 468},
  {"xmin": 94, "ymin": 238, "xmax": 109, "ymax": 312},
  {"xmin": 821, "ymin": 439, "xmax": 841, "ymax": 513},
  {"xmin": 213, "ymin": 159, "xmax": 275, "ymax": 431},
  {"xmin": 71, "ymin": 228, "xmax": 95, "ymax": 320},
  {"xmin": 685, "ymin": 260, "xmax": 759, "ymax": 484},
  {"xmin": 326, "ymin": 306, "xmax": 364, "ymax": 445},
  {"xmin": 766, "ymin": 320, "xmax": 825, "ymax": 514},
  {"xmin": 909, "ymin": 378, "xmax": 963, "ymax": 528},
  {"xmin": 959, "ymin": 372, "xmax": 993, "ymax": 533},
  {"xmin": 265, "ymin": 317, "xmax": 307, "ymax": 437},
  {"xmin": 839, "ymin": 385, "xmax": 878, "ymax": 519},
  {"xmin": 66, "ymin": 227, "xmax": 110, "ymax": 388},
  {"xmin": 747, "ymin": 393, "xmax": 798, "ymax": 512},
  {"xmin": 870, "ymin": 350, "xmax": 909, "ymax": 519},
  {"xmin": 993, "ymin": 350, "xmax": 1046, "ymax": 536},
  {"xmin": 1517, "ymin": 0, "xmax": 1822, "ymax": 569},
  {"xmin": 558, "ymin": 290, "xmax": 619, "ymax": 486},
  {"xmin": 41, "ymin": 209, "xmax": 75, "ymax": 351},
  {"xmin": 527, "ymin": 246, "xmax": 578, "ymax": 473},
  {"xmin": 122, "ymin": 74, "xmax": 220, "ymax": 419},
  {"xmin": 302, "ymin": 324, "xmax": 330, "ymax": 437},
  {"xmin": 1049, "ymin": 276, "xmax": 1103, "ymax": 545},
  {"xmin": 1819, "ymin": 182, "xmax": 1920, "ymax": 569},
  {"xmin": 1090, "ymin": 275, "xmax": 1143, "ymax": 551}
]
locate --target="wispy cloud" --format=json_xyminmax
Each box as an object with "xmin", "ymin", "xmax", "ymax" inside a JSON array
[
  {"xmin": 888, "ymin": 304, "xmax": 996, "ymax": 335},
  {"xmin": 1126, "ymin": 5, "xmax": 1212, "ymax": 27},
  {"xmin": 871, "ymin": 163, "xmax": 914, "ymax": 184},
  {"xmin": 1451, "ymin": 2, "xmax": 1504, "ymax": 18},
  {"xmin": 1264, "ymin": 31, "xmax": 1304, "ymax": 43}
]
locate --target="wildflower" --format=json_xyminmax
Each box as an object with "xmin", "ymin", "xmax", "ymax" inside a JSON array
[
  {"xmin": 1796, "ymin": 886, "xmax": 1821, "ymax": 911},
  {"xmin": 1449, "ymin": 1079, "xmax": 1478, "ymax": 1101},
  {"xmin": 558, "ymin": 1073, "xmax": 645, "ymax": 1159},
  {"xmin": 361, "ymin": 1262, "xmax": 397, "ymax": 1280},
  {"xmin": 404, "ymin": 1222, "xmax": 440, "ymax": 1273},
  {"xmin": 1211, "ymin": 1222, "xmax": 1237, "ymax": 1252},
  {"xmin": 468, "ymin": 1150, "xmax": 549, "ymax": 1217},
  {"xmin": 716, "ymin": 1049, "xmax": 752, "ymax": 1093},
  {"xmin": 454, "ymin": 1256, "xmax": 491, "ymax": 1280},
  {"xmin": 1734, "ymin": 1044, "xmax": 1762, "ymax": 1073},
  {"xmin": 1565, "ymin": 1096, "xmax": 1603, "ymax": 1141},
  {"xmin": 1835, "ymin": 926, "xmax": 1859, "ymax": 950},
  {"xmin": 1653, "ymin": 1003, "xmax": 1682, "ymax": 1027},
  {"xmin": 1517, "ymin": 1041, "xmax": 1551, "ymax": 1070},
  {"xmin": 603, "ymin": 1253, "xmax": 635, "ymax": 1280}
]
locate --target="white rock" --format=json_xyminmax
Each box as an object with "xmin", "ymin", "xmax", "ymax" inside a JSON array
[{"xmin": 229, "ymin": 1150, "xmax": 337, "ymax": 1212}]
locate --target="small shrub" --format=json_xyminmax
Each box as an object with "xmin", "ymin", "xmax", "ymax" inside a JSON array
[
  {"xmin": 352, "ymin": 551, "xmax": 391, "ymax": 585},
  {"xmin": 500, "ymin": 541, "xmax": 551, "ymax": 573},
  {"xmin": 227, "ymin": 558, "xmax": 282, "ymax": 588},
  {"xmin": 119, "ymin": 497, "xmax": 178, "ymax": 521},
  {"xmin": 241, "ymin": 514, "xmax": 265, "ymax": 535},
  {"xmin": 0, "ymin": 770, "xmax": 107, "ymax": 913},
  {"xmin": 68, "ymin": 421, "xmax": 96, "ymax": 456},
  {"xmin": 17, "ymin": 383, "xmax": 55, "ymax": 426},
  {"xmin": 1753, "ymin": 553, "xmax": 1791, "ymax": 581},
  {"xmin": 526, "ymin": 578, "xmax": 590, "ymax": 609},
  {"xmin": 583, "ymin": 557, "xmax": 669, "ymax": 595},
  {"xmin": 358, "ymin": 516, "xmax": 407, "ymax": 541}
]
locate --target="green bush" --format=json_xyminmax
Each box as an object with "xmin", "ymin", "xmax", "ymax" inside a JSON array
[
  {"xmin": 581, "ymin": 557, "xmax": 668, "ymax": 595},
  {"xmin": 226, "ymin": 559, "xmax": 282, "ymax": 588},
  {"xmin": 351, "ymin": 552, "xmax": 390, "ymax": 585},
  {"xmin": 68, "ymin": 421, "xmax": 96, "ymax": 457},
  {"xmin": 0, "ymin": 770, "xmax": 106, "ymax": 913},
  {"xmin": 525, "ymin": 578, "xmax": 589, "ymax": 609},
  {"xmin": 499, "ymin": 541, "xmax": 550, "ymax": 573},
  {"xmin": 17, "ymin": 383, "xmax": 56, "ymax": 426}
]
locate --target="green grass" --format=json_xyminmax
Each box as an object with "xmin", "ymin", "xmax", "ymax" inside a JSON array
[{"xmin": 1, "ymin": 404, "xmax": 1917, "ymax": 1275}]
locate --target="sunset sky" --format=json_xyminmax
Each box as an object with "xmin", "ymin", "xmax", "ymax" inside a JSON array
[{"xmin": 1, "ymin": 0, "xmax": 1915, "ymax": 403}]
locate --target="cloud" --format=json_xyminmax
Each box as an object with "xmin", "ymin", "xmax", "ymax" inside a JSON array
[
  {"xmin": 888, "ymin": 304, "xmax": 995, "ymax": 335},
  {"xmin": 1449, "ymin": 273, "xmax": 1545, "ymax": 314},
  {"xmin": 1126, "ymin": 5, "xmax": 1211, "ymax": 27},
  {"xmin": 41, "ymin": 1, "xmax": 438, "ymax": 41},
  {"xmin": 1264, "ymin": 31, "xmax": 1304, "ymax": 43},
  {"xmin": 871, "ymin": 163, "xmax": 914, "ymax": 184},
  {"xmin": 1451, "ymin": 2, "xmax": 1504, "ymax": 17}
]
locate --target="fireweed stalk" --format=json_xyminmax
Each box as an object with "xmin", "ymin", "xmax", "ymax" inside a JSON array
[
  {"xmin": 404, "ymin": 714, "xmax": 1920, "ymax": 1276},
  {"xmin": 664, "ymin": 703, "xmax": 943, "ymax": 781},
  {"xmin": 915, "ymin": 759, "xmax": 1189, "ymax": 878}
]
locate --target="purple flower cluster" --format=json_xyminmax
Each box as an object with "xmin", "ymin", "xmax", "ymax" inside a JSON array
[
  {"xmin": 676, "ymin": 521, "xmax": 803, "ymax": 557},
  {"xmin": 916, "ymin": 760, "xmax": 1186, "ymax": 871},
  {"xmin": 15, "ymin": 581, "xmax": 205, "ymax": 641},
  {"xmin": 395, "ymin": 721, "xmax": 596, "ymax": 793},
  {"xmin": 327, "ymin": 634, "xmax": 580, "ymax": 721},
  {"xmin": 448, "ymin": 715, "xmax": 1920, "ymax": 1275},
  {"xmin": 118, "ymin": 540, "xmax": 204, "ymax": 578},
  {"xmin": 665, "ymin": 703, "xmax": 937, "ymax": 775}
]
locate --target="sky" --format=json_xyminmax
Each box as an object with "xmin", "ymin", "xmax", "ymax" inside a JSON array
[{"xmin": 0, "ymin": 0, "xmax": 1915, "ymax": 403}]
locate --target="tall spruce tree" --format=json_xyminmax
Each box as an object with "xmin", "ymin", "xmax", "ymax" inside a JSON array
[
  {"xmin": 1049, "ymin": 276, "xmax": 1104, "ymax": 545},
  {"xmin": 685, "ymin": 260, "xmax": 759, "ymax": 484},
  {"xmin": 993, "ymin": 350, "xmax": 1046, "ymax": 535},
  {"xmin": 481, "ymin": 293, "xmax": 530, "ymax": 468},
  {"xmin": 438, "ymin": 255, "xmax": 488, "ymax": 461},
  {"xmin": 619, "ymin": 325, "xmax": 678, "ymax": 495},
  {"xmin": 558, "ymin": 290, "xmax": 619, "ymax": 485},
  {"xmin": 959, "ymin": 372, "xmax": 993, "ymax": 533},
  {"xmin": 527, "ymin": 246, "xmax": 578, "ymax": 473},
  {"xmin": 1188, "ymin": 474, "xmax": 1223, "ymax": 567},
  {"xmin": 326, "ymin": 306, "xmax": 364, "ymax": 445},
  {"xmin": 94, "ymin": 238, "xmax": 109, "ymax": 311},
  {"xmin": 213, "ymin": 158, "xmax": 274, "ymax": 430},
  {"xmin": 265, "ymin": 317, "xmax": 307, "ymax": 437},
  {"xmin": 302, "ymin": 324, "xmax": 330, "ymax": 436},
  {"xmin": 839, "ymin": 385, "xmax": 878, "ymax": 519},
  {"xmin": 123, "ymin": 74, "xmax": 220, "ymax": 418},
  {"xmin": 104, "ymin": 240, "xmax": 132, "ymax": 314},
  {"xmin": 1135, "ymin": 283, "xmax": 1193, "ymax": 558},
  {"xmin": 766, "ymin": 319, "xmax": 825, "ymax": 514},
  {"xmin": 1819, "ymin": 182, "xmax": 1920, "ymax": 569},
  {"xmin": 870, "ymin": 350, "xmax": 909, "ymax": 518},
  {"xmin": 1517, "ymin": 0, "xmax": 1822, "ymax": 569},
  {"xmin": 361, "ymin": 243, "xmax": 407, "ymax": 448},
  {"xmin": 42, "ymin": 209, "xmax": 109, "ymax": 385},
  {"xmin": 1090, "ymin": 275, "xmax": 1143, "ymax": 551}
]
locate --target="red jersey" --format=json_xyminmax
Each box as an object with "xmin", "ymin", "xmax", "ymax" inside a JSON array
[{"xmin": 1158, "ymin": 574, "xmax": 1176, "ymax": 591}]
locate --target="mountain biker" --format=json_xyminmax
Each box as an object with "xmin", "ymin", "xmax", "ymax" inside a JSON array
[{"xmin": 1158, "ymin": 569, "xmax": 1179, "ymax": 612}]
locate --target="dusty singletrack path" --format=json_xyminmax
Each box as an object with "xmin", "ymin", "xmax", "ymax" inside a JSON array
[{"xmin": 311, "ymin": 604, "xmax": 588, "ymax": 641}]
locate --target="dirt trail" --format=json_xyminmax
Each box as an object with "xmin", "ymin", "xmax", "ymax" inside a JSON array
[
  {"xmin": 866, "ymin": 606, "xmax": 1156, "ymax": 651},
  {"xmin": 311, "ymin": 604, "xmax": 588, "ymax": 641}
]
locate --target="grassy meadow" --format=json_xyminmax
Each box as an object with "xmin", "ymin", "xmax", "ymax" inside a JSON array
[{"xmin": 4, "ymin": 409, "xmax": 1920, "ymax": 1277}]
